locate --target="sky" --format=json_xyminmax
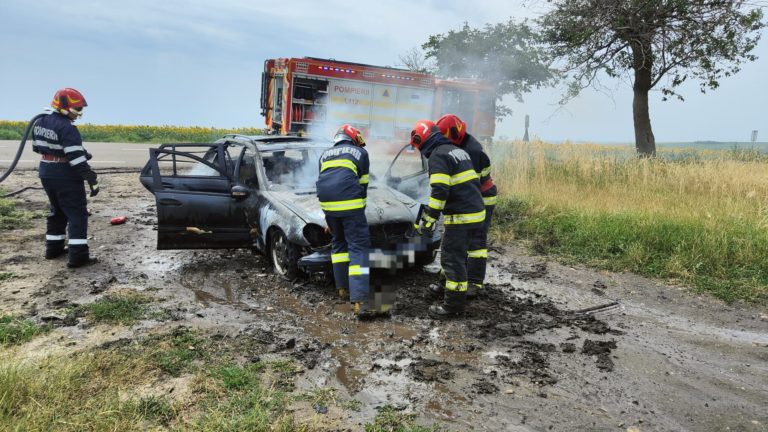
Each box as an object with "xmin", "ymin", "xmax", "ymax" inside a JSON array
[{"xmin": 0, "ymin": 0, "xmax": 766, "ymax": 143}]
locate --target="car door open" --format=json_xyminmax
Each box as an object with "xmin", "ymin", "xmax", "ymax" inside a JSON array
[
  {"xmin": 384, "ymin": 144, "xmax": 429, "ymax": 201},
  {"xmin": 144, "ymin": 144, "xmax": 253, "ymax": 250}
]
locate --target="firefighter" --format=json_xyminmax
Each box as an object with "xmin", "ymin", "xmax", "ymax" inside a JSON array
[
  {"xmin": 436, "ymin": 114, "xmax": 497, "ymax": 298},
  {"xmin": 410, "ymin": 120, "xmax": 485, "ymax": 317},
  {"xmin": 32, "ymin": 88, "xmax": 99, "ymax": 268},
  {"xmin": 316, "ymin": 124, "xmax": 373, "ymax": 317}
]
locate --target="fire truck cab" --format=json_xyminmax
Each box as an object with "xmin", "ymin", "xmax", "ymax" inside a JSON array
[{"xmin": 260, "ymin": 57, "xmax": 495, "ymax": 142}]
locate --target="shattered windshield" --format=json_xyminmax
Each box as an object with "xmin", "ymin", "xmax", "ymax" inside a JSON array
[{"xmin": 261, "ymin": 148, "xmax": 324, "ymax": 192}]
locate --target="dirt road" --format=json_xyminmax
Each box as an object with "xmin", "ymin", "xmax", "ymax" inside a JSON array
[{"xmin": 1, "ymin": 170, "xmax": 767, "ymax": 431}]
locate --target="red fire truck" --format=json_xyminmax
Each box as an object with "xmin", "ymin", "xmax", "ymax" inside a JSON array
[{"xmin": 260, "ymin": 57, "xmax": 495, "ymax": 142}]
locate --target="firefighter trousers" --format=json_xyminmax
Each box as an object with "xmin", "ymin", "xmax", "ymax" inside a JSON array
[
  {"xmin": 441, "ymin": 226, "xmax": 482, "ymax": 312},
  {"xmin": 467, "ymin": 204, "xmax": 495, "ymax": 290},
  {"xmin": 326, "ymin": 212, "xmax": 370, "ymax": 303},
  {"xmin": 41, "ymin": 177, "xmax": 90, "ymax": 265}
]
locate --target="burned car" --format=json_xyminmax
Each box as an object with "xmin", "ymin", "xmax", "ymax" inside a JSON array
[{"xmin": 139, "ymin": 134, "xmax": 440, "ymax": 278}]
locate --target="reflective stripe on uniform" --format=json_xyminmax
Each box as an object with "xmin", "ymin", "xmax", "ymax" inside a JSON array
[
  {"xmin": 450, "ymin": 169, "xmax": 478, "ymax": 186},
  {"xmin": 320, "ymin": 198, "xmax": 366, "ymax": 212},
  {"xmin": 468, "ymin": 249, "xmax": 488, "ymax": 259},
  {"xmin": 69, "ymin": 156, "xmax": 87, "ymax": 166},
  {"xmin": 445, "ymin": 280, "xmax": 468, "ymax": 292},
  {"xmin": 331, "ymin": 252, "xmax": 350, "ymax": 264},
  {"xmin": 483, "ymin": 195, "xmax": 498, "ymax": 206},
  {"xmin": 349, "ymin": 265, "xmax": 369, "ymax": 276},
  {"xmin": 480, "ymin": 166, "xmax": 491, "ymax": 177},
  {"xmin": 68, "ymin": 239, "xmax": 88, "ymax": 245},
  {"xmin": 430, "ymin": 173, "xmax": 450, "ymax": 185},
  {"xmin": 34, "ymin": 140, "xmax": 63, "ymax": 150},
  {"xmin": 46, "ymin": 234, "xmax": 66, "ymax": 241},
  {"xmin": 321, "ymin": 159, "xmax": 358, "ymax": 175},
  {"xmin": 63, "ymin": 146, "xmax": 85, "ymax": 153},
  {"xmin": 422, "ymin": 212, "xmax": 437, "ymax": 224},
  {"xmin": 428, "ymin": 197, "xmax": 445, "ymax": 211},
  {"xmin": 443, "ymin": 209, "xmax": 486, "ymax": 225},
  {"xmin": 358, "ymin": 174, "xmax": 369, "ymax": 185}
]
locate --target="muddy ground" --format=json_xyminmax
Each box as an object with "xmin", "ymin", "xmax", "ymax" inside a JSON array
[{"xmin": 2, "ymin": 170, "xmax": 767, "ymax": 431}]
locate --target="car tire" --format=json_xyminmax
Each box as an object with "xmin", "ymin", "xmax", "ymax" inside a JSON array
[{"xmin": 269, "ymin": 229, "xmax": 302, "ymax": 280}]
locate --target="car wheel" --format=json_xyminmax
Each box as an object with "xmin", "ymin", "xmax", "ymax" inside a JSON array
[{"xmin": 270, "ymin": 229, "xmax": 302, "ymax": 280}]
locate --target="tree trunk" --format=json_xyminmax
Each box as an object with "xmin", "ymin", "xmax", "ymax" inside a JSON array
[
  {"xmin": 631, "ymin": 41, "xmax": 656, "ymax": 157},
  {"xmin": 632, "ymin": 88, "xmax": 656, "ymax": 156}
]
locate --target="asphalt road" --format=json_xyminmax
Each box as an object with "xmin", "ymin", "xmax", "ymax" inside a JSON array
[{"xmin": 0, "ymin": 140, "xmax": 155, "ymax": 169}]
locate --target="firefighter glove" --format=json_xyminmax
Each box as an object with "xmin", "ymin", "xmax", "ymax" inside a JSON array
[
  {"xmin": 415, "ymin": 213, "xmax": 436, "ymax": 235},
  {"xmin": 89, "ymin": 182, "xmax": 100, "ymax": 197},
  {"xmin": 85, "ymin": 151, "xmax": 93, "ymax": 161}
]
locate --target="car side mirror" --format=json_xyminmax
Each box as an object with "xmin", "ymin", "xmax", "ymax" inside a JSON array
[{"xmin": 231, "ymin": 184, "xmax": 250, "ymax": 199}]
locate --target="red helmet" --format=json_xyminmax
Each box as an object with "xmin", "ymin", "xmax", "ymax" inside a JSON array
[
  {"xmin": 333, "ymin": 124, "xmax": 366, "ymax": 147},
  {"xmin": 436, "ymin": 114, "xmax": 466, "ymax": 145},
  {"xmin": 51, "ymin": 88, "xmax": 87, "ymax": 118},
  {"xmin": 409, "ymin": 119, "xmax": 438, "ymax": 150}
]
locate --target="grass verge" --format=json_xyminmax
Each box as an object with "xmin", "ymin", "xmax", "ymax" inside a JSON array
[
  {"xmin": 0, "ymin": 316, "xmax": 50, "ymax": 346},
  {"xmin": 491, "ymin": 141, "xmax": 768, "ymax": 303},
  {"xmin": 0, "ymin": 328, "xmax": 317, "ymax": 431}
]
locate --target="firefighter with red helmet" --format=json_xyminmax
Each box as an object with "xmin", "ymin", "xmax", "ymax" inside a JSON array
[
  {"xmin": 437, "ymin": 114, "xmax": 498, "ymax": 298},
  {"xmin": 32, "ymin": 88, "xmax": 99, "ymax": 268},
  {"xmin": 316, "ymin": 124, "xmax": 373, "ymax": 317},
  {"xmin": 410, "ymin": 120, "xmax": 485, "ymax": 317}
]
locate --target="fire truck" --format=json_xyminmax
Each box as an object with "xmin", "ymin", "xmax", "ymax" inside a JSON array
[{"xmin": 260, "ymin": 57, "xmax": 495, "ymax": 142}]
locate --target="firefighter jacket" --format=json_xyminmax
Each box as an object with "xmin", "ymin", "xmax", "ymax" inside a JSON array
[
  {"xmin": 461, "ymin": 133, "xmax": 498, "ymax": 207},
  {"xmin": 316, "ymin": 141, "xmax": 370, "ymax": 216},
  {"xmin": 420, "ymin": 133, "xmax": 485, "ymax": 229},
  {"xmin": 32, "ymin": 112, "xmax": 97, "ymax": 184}
]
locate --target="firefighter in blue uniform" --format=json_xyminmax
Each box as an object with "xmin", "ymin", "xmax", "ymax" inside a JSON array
[
  {"xmin": 410, "ymin": 120, "xmax": 485, "ymax": 317},
  {"xmin": 317, "ymin": 125, "xmax": 372, "ymax": 317},
  {"xmin": 32, "ymin": 88, "xmax": 99, "ymax": 268},
  {"xmin": 437, "ymin": 114, "xmax": 498, "ymax": 298}
]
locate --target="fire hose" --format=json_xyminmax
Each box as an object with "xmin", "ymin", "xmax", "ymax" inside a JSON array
[{"xmin": 0, "ymin": 113, "xmax": 47, "ymax": 185}]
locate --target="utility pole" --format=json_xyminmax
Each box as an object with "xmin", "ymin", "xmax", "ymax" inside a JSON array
[{"xmin": 751, "ymin": 130, "xmax": 758, "ymax": 144}]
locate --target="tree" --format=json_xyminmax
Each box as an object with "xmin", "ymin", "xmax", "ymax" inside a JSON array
[
  {"xmin": 539, "ymin": 0, "xmax": 765, "ymax": 156},
  {"xmin": 397, "ymin": 47, "xmax": 434, "ymax": 73},
  {"xmin": 423, "ymin": 20, "xmax": 556, "ymax": 119}
]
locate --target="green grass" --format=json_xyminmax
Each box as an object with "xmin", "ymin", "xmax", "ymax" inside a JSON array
[
  {"xmin": 0, "ymin": 315, "xmax": 50, "ymax": 346},
  {"xmin": 493, "ymin": 197, "xmax": 768, "ymax": 303},
  {"xmin": 0, "ymin": 120, "xmax": 264, "ymax": 143},
  {"xmin": 78, "ymin": 292, "xmax": 153, "ymax": 325},
  {"xmin": 0, "ymin": 193, "xmax": 35, "ymax": 230},
  {"xmin": 364, "ymin": 405, "xmax": 444, "ymax": 432},
  {"xmin": 150, "ymin": 328, "xmax": 206, "ymax": 377},
  {"xmin": 0, "ymin": 272, "xmax": 14, "ymax": 283},
  {"xmin": 0, "ymin": 328, "xmax": 311, "ymax": 431}
]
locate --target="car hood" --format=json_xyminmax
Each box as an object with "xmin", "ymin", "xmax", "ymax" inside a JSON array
[{"xmin": 270, "ymin": 186, "xmax": 420, "ymax": 226}]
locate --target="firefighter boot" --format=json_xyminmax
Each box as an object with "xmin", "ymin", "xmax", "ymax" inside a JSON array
[
  {"xmin": 338, "ymin": 288, "xmax": 350, "ymax": 301},
  {"xmin": 352, "ymin": 302, "xmax": 375, "ymax": 319},
  {"xmin": 428, "ymin": 289, "xmax": 466, "ymax": 318},
  {"xmin": 45, "ymin": 246, "xmax": 67, "ymax": 259},
  {"xmin": 429, "ymin": 270, "xmax": 447, "ymax": 296},
  {"xmin": 67, "ymin": 257, "xmax": 99, "ymax": 269},
  {"xmin": 467, "ymin": 283, "xmax": 483, "ymax": 299}
]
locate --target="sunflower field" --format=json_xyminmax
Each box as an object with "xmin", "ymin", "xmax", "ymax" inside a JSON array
[{"xmin": 0, "ymin": 120, "xmax": 265, "ymax": 143}]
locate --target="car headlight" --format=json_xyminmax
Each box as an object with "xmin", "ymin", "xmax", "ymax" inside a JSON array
[{"xmin": 303, "ymin": 223, "xmax": 331, "ymax": 248}]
